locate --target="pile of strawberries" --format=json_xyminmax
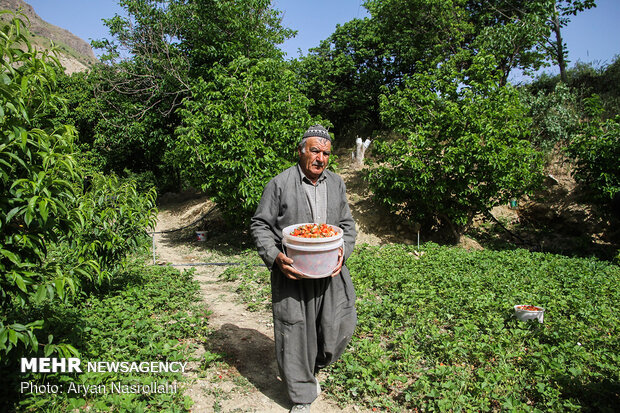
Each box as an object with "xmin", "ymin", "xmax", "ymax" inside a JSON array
[{"xmin": 290, "ymin": 223, "xmax": 337, "ymax": 238}]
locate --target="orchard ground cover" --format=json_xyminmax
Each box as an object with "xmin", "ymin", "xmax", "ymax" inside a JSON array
[
  {"xmin": 229, "ymin": 243, "xmax": 620, "ymax": 412},
  {"xmin": 1, "ymin": 259, "xmax": 209, "ymax": 412},
  {"xmin": 7, "ymin": 190, "xmax": 616, "ymax": 412}
]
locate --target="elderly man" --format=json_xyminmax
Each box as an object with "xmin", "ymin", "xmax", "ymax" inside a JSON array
[{"xmin": 250, "ymin": 125, "xmax": 357, "ymax": 412}]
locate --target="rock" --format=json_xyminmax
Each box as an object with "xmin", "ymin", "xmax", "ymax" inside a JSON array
[{"xmin": 458, "ymin": 236, "xmax": 484, "ymax": 251}]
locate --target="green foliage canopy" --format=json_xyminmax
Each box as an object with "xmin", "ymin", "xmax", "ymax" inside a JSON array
[
  {"xmin": 368, "ymin": 54, "xmax": 544, "ymax": 239},
  {"xmin": 179, "ymin": 0, "xmax": 294, "ymax": 72},
  {"xmin": 299, "ymin": 0, "xmax": 572, "ymax": 135},
  {"xmin": 85, "ymin": 0, "xmax": 301, "ymax": 196},
  {"xmin": 0, "ymin": 14, "xmax": 158, "ymax": 360},
  {"xmin": 0, "ymin": 14, "xmax": 84, "ymax": 357},
  {"xmin": 521, "ymin": 82, "xmax": 581, "ymax": 151},
  {"xmin": 176, "ymin": 57, "xmax": 322, "ymax": 224},
  {"xmin": 567, "ymin": 96, "xmax": 620, "ymax": 201},
  {"xmin": 297, "ymin": 17, "xmax": 388, "ymax": 136}
]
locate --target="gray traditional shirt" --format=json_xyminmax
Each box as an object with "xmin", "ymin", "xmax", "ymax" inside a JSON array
[
  {"xmin": 250, "ymin": 164, "xmax": 356, "ymax": 270},
  {"xmin": 297, "ymin": 164, "xmax": 327, "ymax": 224}
]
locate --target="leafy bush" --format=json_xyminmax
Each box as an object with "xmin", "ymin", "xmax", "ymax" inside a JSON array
[
  {"xmin": 528, "ymin": 56, "xmax": 620, "ymax": 120},
  {"xmin": 521, "ymin": 82, "xmax": 581, "ymax": 152},
  {"xmin": 566, "ymin": 95, "xmax": 620, "ymax": 201},
  {"xmin": 53, "ymin": 173, "xmax": 158, "ymax": 285},
  {"xmin": 369, "ymin": 54, "xmax": 544, "ymax": 240},
  {"xmin": 0, "ymin": 15, "xmax": 158, "ymax": 362},
  {"xmin": 0, "ymin": 14, "xmax": 88, "ymax": 358},
  {"xmin": 327, "ymin": 243, "xmax": 620, "ymax": 411},
  {"xmin": 176, "ymin": 57, "xmax": 323, "ymax": 225}
]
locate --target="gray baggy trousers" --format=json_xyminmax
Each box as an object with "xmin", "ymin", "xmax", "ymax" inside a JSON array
[{"xmin": 271, "ymin": 265, "xmax": 357, "ymax": 404}]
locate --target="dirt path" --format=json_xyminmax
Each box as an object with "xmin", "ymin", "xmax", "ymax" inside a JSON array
[{"xmin": 152, "ymin": 194, "xmax": 366, "ymax": 413}]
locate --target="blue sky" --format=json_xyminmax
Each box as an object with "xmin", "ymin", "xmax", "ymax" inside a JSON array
[{"xmin": 23, "ymin": 0, "xmax": 620, "ymax": 81}]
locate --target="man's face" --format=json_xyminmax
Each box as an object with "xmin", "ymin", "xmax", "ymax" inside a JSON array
[{"xmin": 298, "ymin": 136, "xmax": 331, "ymax": 182}]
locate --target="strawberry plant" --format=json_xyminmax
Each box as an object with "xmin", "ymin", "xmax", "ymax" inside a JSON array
[
  {"xmin": 3, "ymin": 262, "xmax": 207, "ymax": 412},
  {"xmin": 326, "ymin": 243, "xmax": 620, "ymax": 411}
]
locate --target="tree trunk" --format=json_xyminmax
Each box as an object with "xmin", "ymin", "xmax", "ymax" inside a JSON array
[
  {"xmin": 439, "ymin": 213, "xmax": 462, "ymax": 244},
  {"xmin": 552, "ymin": 2, "xmax": 568, "ymax": 83}
]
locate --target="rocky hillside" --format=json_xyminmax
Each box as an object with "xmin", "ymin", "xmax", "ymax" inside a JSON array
[{"xmin": 0, "ymin": 0, "xmax": 97, "ymax": 73}]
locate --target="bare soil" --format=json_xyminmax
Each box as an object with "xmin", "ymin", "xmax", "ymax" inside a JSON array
[{"xmin": 470, "ymin": 154, "xmax": 619, "ymax": 260}]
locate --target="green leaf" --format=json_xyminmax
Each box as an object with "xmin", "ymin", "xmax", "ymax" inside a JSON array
[
  {"xmin": 0, "ymin": 328, "xmax": 8, "ymax": 349},
  {"xmin": 0, "ymin": 249, "xmax": 20, "ymax": 265},
  {"xmin": 54, "ymin": 276, "xmax": 65, "ymax": 298},
  {"xmin": 39, "ymin": 199, "xmax": 48, "ymax": 223},
  {"xmin": 27, "ymin": 195, "xmax": 38, "ymax": 213},
  {"xmin": 5, "ymin": 206, "xmax": 21, "ymax": 223},
  {"xmin": 34, "ymin": 284, "xmax": 47, "ymax": 304},
  {"xmin": 23, "ymin": 210, "xmax": 33, "ymax": 226},
  {"xmin": 44, "ymin": 343, "xmax": 53, "ymax": 357},
  {"xmin": 8, "ymin": 329, "xmax": 17, "ymax": 346},
  {"xmin": 13, "ymin": 274, "xmax": 27, "ymax": 293}
]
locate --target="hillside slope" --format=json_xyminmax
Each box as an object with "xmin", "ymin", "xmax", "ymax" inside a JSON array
[{"xmin": 0, "ymin": 0, "xmax": 97, "ymax": 73}]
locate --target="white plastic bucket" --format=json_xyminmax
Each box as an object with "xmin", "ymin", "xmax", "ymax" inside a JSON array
[
  {"xmin": 514, "ymin": 305, "xmax": 545, "ymax": 323},
  {"xmin": 283, "ymin": 238, "xmax": 343, "ymax": 278},
  {"xmin": 196, "ymin": 231, "xmax": 207, "ymax": 242}
]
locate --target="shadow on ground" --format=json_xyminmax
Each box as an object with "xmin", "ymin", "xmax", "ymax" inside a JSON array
[
  {"xmin": 154, "ymin": 191, "xmax": 255, "ymax": 260},
  {"xmin": 209, "ymin": 323, "xmax": 290, "ymax": 409},
  {"xmin": 469, "ymin": 181, "xmax": 620, "ymax": 261}
]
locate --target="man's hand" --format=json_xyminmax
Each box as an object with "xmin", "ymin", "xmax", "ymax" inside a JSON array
[
  {"xmin": 330, "ymin": 247, "xmax": 344, "ymax": 278},
  {"xmin": 276, "ymin": 247, "xmax": 344, "ymax": 280},
  {"xmin": 275, "ymin": 252, "xmax": 306, "ymax": 280}
]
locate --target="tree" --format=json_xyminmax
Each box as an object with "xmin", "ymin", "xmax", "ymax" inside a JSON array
[
  {"xmin": 0, "ymin": 14, "xmax": 85, "ymax": 358},
  {"xmin": 366, "ymin": 0, "xmax": 557, "ymax": 85},
  {"xmin": 180, "ymin": 0, "xmax": 293, "ymax": 73},
  {"xmin": 88, "ymin": 0, "xmax": 297, "ymax": 192},
  {"xmin": 175, "ymin": 57, "xmax": 324, "ymax": 225},
  {"xmin": 299, "ymin": 0, "xmax": 563, "ymax": 136},
  {"xmin": 546, "ymin": 0, "xmax": 596, "ymax": 83},
  {"xmin": 467, "ymin": 0, "xmax": 552, "ymax": 84},
  {"xmin": 92, "ymin": 0, "xmax": 293, "ymax": 117},
  {"xmin": 298, "ymin": 17, "xmax": 389, "ymax": 136},
  {"xmin": 299, "ymin": 0, "xmax": 477, "ymax": 135},
  {"xmin": 368, "ymin": 53, "xmax": 544, "ymax": 241}
]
